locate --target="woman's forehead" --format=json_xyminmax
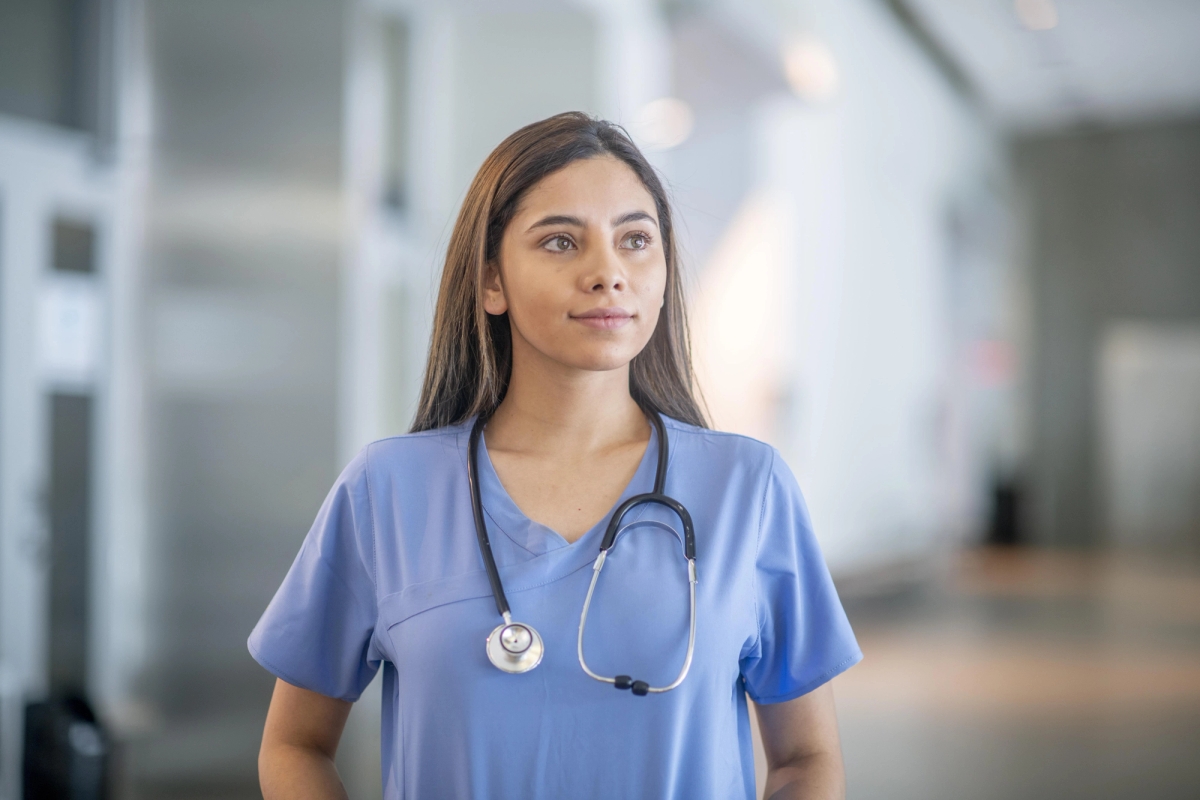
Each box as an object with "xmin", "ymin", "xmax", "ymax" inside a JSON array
[{"xmin": 513, "ymin": 155, "xmax": 657, "ymax": 225}]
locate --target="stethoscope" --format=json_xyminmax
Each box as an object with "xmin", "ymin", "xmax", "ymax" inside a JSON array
[{"xmin": 467, "ymin": 410, "xmax": 697, "ymax": 696}]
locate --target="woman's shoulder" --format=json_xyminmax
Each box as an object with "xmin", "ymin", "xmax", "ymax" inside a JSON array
[
  {"xmin": 659, "ymin": 416, "xmax": 787, "ymax": 501},
  {"xmin": 661, "ymin": 415, "xmax": 779, "ymax": 465},
  {"xmin": 337, "ymin": 420, "xmax": 471, "ymax": 489},
  {"xmin": 363, "ymin": 420, "xmax": 470, "ymax": 463}
]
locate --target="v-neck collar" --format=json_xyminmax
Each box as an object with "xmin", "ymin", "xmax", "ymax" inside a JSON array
[{"xmin": 472, "ymin": 416, "xmax": 661, "ymax": 557}]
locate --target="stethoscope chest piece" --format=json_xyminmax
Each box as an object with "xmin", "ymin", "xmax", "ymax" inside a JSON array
[{"xmin": 486, "ymin": 619, "xmax": 544, "ymax": 673}]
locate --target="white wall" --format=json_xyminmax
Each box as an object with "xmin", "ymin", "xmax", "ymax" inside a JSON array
[{"xmin": 672, "ymin": 0, "xmax": 1011, "ymax": 574}]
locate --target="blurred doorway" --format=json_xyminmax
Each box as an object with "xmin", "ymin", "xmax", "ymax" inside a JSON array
[{"xmin": 1098, "ymin": 323, "xmax": 1200, "ymax": 553}]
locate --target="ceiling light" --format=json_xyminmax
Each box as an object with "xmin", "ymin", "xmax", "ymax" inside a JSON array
[
  {"xmin": 783, "ymin": 37, "xmax": 839, "ymax": 103},
  {"xmin": 632, "ymin": 98, "xmax": 694, "ymax": 151},
  {"xmin": 1015, "ymin": 0, "xmax": 1058, "ymax": 31}
]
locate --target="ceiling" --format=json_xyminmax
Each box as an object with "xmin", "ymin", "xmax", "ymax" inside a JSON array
[{"xmin": 905, "ymin": 0, "xmax": 1200, "ymax": 131}]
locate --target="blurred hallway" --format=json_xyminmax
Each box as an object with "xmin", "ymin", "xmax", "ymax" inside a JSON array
[
  {"xmin": 3, "ymin": 0, "xmax": 1200, "ymax": 797},
  {"xmin": 837, "ymin": 548, "xmax": 1200, "ymax": 800}
]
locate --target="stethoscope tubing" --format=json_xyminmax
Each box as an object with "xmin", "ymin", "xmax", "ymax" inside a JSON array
[
  {"xmin": 467, "ymin": 416, "xmax": 513, "ymax": 620},
  {"xmin": 601, "ymin": 492, "xmax": 695, "ymax": 558},
  {"xmin": 468, "ymin": 408, "xmax": 696, "ymax": 693}
]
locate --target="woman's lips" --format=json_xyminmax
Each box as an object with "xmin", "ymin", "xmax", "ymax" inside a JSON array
[{"xmin": 571, "ymin": 307, "xmax": 633, "ymax": 330}]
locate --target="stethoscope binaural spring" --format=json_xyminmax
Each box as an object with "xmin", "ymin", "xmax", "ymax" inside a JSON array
[{"xmin": 466, "ymin": 410, "xmax": 697, "ymax": 696}]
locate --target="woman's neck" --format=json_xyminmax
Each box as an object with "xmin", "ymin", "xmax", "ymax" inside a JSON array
[{"xmin": 485, "ymin": 357, "xmax": 649, "ymax": 456}]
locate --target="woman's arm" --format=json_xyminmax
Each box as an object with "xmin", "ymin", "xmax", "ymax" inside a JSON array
[
  {"xmin": 754, "ymin": 682, "xmax": 846, "ymax": 800},
  {"xmin": 259, "ymin": 678, "xmax": 354, "ymax": 799}
]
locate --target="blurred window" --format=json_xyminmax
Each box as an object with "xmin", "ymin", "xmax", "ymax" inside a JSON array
[
  {"xmin": 0, "ymin": 0, "xmax": 106, "ymax": 133},
  {"xmin": 52, "ymin": 217, "xmax": 96, "ymax": 274}
]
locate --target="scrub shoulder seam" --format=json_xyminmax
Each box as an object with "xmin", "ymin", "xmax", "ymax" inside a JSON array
[
  {"xmin": 750, "ymin": 448, "xmax": 777, "ymax": 655},
  {"xmin": 363, "ymin": 441, "xmax": 380, "ymax": 593},
  {"xmin": 664, "ymin": 419, "xmax": 771, "ymax": 446},
  {"xmin": 747, "ymin": 650, "xmax": 864, "ymax": 705},
  {"xmin": 364, "ymin": 425, "xmax": 467, "ymax": 445}
]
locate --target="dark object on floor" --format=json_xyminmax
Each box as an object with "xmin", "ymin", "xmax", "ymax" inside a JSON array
[
  {"xmin": 987, "ymin": 478, "xmax": 1022, "ymax": 546},
  {"xmin": 23, "ymin": 695, "xmax": 108, "ymax": 799}
]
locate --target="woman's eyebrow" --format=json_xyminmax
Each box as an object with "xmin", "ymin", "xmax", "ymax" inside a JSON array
[
  {"xmin": 612, "ymin": 210, "xmax": 658, "ymax": 228},
  {"xmin": 526, "ymin": 214, "xmax": 584, "ymax": 232},
  {"xmin": 526, "ymin": 210, "xmax": 659, "ymax": 233}
]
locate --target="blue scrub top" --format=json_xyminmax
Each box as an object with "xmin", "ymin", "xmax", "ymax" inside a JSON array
[{"xmin": 248, "ymin": 415, "xmax": 861, "ymax": 799}]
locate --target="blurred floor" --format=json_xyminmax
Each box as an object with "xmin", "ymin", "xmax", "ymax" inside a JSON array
[
  {"xmin": 835, "ymin": 547, "xmax": 1200, "ymax": 800},
  {"xmin": 122, "ymin": 547, "xmax": 1200, "ymax": 800}
]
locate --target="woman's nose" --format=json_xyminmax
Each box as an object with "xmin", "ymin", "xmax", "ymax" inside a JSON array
[{"xmin": 581, "ymin": 246, "xmax": 625, "ymax": 292}]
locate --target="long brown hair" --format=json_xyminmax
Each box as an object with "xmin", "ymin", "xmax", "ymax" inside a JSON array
[{"xmin": 410, "ymin": 111, "xmax": 707, "ymax": 432}]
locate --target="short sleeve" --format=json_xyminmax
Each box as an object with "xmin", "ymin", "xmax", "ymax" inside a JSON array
[
  {"xmin": 740, "ymin": 449, "xmax": 862, "ymax": 704},
  {"xmin": 247, "ymin": 447, "xmax": 381, "ymax": 702}
]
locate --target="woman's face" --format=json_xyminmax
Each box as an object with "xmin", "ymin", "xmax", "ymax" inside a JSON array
[{"xmin": 485, "ymin": 155, "xmax": 667, "ymax": 375}]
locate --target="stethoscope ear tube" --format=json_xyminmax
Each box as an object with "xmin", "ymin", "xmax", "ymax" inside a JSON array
[
  {"xmin": 577, "ymin": 546, "xmax": 698, "ymax": 695},
  {"xmin": 580, "ymin": 412, "xmax": 698, "ymax": 693}
]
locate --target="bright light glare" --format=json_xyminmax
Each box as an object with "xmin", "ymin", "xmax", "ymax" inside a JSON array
[
  {"xmin": 783, "ymin": 37, "xmax": 839, "ymax": 102},
  {"xmin": 631, "ymin": 98, "xmax": 694, "ymax": 151},
  {"xmin": 692, "ymin": 191, "xmax": 792, "ymax": 440},
  {"xmin": 1015, "ymin": 0, "xmax": 1058, "ymax": 31}
]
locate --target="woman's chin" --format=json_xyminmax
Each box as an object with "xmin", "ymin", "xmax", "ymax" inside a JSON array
[{"xmin": 548, "ymin": 348, "xmax": 639, "ymax": 374}]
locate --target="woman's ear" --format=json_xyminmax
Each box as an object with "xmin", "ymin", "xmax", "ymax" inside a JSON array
[{"xmin": 482, "ymin": 260, "xmax": 508, "ymax": 315}]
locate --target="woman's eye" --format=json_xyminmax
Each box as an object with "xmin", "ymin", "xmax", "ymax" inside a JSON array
[
  {"xmin": 624, "ymin": 232, "xmax": 650, "ymax": 250},
  {"xmin": 544, "ymin": 235, "xmax": 575, "ymax": 252}
]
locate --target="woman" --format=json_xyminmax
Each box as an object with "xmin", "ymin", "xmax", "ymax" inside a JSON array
[{"xmin": 250, "ymin": 112, "xmax": 861, "ymax": 799}]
